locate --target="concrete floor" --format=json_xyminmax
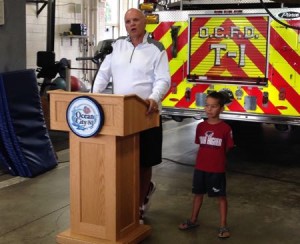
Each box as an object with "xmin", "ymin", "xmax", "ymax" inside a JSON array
[{"xmin": 0, "ymin": 119, "xmax": 300, "ymax": 244}]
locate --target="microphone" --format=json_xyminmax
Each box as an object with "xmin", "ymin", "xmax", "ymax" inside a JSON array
[
  {"xmin": 76, "ymin": 57, "xmax": 95, "ymax": 61},
  {"xmin": 93, "ymin": 46, "xmax": 113, "ymax": 61},
  {"xmin": 76, "ymin": 46, "xmax": 113, "ymax": 64}
]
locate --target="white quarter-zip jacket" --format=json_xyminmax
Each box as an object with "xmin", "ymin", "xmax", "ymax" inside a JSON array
[{"xmin": 93, "ymin": 32, "xmax": 171, "ymax": 105}]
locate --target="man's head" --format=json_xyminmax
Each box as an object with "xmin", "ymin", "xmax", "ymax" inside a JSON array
[{"xmin": 124, "ymin": 8, "xmax": 146, "ymax": 40}]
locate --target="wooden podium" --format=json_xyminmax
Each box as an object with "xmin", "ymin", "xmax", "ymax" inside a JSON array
[{"xmin": 48, "ymin": 90, "xmax": 158, "ymax": 244}]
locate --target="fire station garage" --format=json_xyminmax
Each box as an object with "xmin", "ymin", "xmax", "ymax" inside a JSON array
[{"xmin": 0, "ymin": 1, "xmax": 300, "ymax": 243}]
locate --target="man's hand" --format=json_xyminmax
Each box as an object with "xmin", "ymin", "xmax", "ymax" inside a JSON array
[{"xmin": 145, "ymin": 98, "xmax": 159, "ymax": 114}]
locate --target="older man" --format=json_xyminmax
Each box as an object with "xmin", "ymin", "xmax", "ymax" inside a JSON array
[{"xmin": 93, "ymin": 8, "xmax": 171, "ymax": 224}]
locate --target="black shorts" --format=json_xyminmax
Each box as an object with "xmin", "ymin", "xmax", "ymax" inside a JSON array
[
  {"xmin": 140, "ymin": 116, "xmax": 162, "ymax": 168},
  {"xmin": 192, "ymin": 169, "xmax": 226, "ymax": 197}
]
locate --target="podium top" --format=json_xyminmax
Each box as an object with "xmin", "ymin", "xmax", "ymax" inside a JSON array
[{"xmin": 48, "ymin": 90, "xmax": 159, "ymax": 136}]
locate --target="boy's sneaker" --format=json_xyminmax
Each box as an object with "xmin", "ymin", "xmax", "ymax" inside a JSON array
[{"xmin": 142, "ymin": 181, "xmax": 156, "ymax": 212}]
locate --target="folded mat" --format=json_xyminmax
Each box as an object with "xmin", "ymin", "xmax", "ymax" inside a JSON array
[{"xmin": 0, "ymin": 69, "xmax": 57, "ymax": 177}]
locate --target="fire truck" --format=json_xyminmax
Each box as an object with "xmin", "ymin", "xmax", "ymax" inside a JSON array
[{"xmin": 140, "ymin": 0, "xmax": 300, "ymax": 129}]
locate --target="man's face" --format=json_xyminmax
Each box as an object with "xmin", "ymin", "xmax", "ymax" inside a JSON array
[{"xmin": 125, "ymin": 9, "xmax": 146, "ymax": 39}]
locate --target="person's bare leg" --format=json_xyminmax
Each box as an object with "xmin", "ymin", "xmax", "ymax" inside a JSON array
[
  {"xmin": 218, "ymin": 196, "xmax": 230, "ymax": 237},
  {"xmin": 219, "ymin": 196, "xmax": 227, "ymax": 227},
  {"xmin": 190, "ymin": 194, "xmax": 203, "ymax": 222},
  {"xmin": 140, "ymin": 166, "xmax": 152, "ymax": 207},
  {"xmin": 178, "ymin": 194, "xmax": 203, "ymax": 229}
]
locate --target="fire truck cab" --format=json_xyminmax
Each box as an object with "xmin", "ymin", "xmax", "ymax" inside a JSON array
[{"xmin": 140, "ymin": 0, "xmax": 300, "ymax": 129}]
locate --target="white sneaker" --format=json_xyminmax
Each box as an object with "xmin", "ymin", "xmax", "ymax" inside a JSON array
[
  {"xmin": 142, "ymin": 181, "xmax": 156, "ymax": 212},
  {"xmin": 139, "ymin": 218, "xmax": 144, "ymax": 225},
  {"xmin": 139, "ymin": 207, "xmax": 144, "ymax": 224}
]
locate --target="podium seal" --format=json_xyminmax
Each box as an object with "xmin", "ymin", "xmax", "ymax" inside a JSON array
[{"xmin": 66, "ymin": 96, "xmax": 104, "ymax": 138}]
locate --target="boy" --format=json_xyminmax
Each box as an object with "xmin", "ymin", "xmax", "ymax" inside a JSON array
[{"xmin": 178, "ymin": 91, "xmax": 234, "ymax": 238}]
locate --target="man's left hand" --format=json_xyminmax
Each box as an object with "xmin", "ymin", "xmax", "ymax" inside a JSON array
[{"xmin": 145, "ymin": 98, "xmax": 159, "ymax": 114}]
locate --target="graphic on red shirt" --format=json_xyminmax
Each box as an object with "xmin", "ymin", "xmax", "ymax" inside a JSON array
[
  {"xmin": 195, "ymin": 120, "xmax": 234, "ymax": 173},
  {"xmin": 200, "ymin": 131, "xmax": 222, "ymax": 147}
]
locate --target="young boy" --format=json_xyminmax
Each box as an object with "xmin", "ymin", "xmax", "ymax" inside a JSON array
[{"xmin": 178, "ymin": 91, "xmax": 234, "ymax": 238}]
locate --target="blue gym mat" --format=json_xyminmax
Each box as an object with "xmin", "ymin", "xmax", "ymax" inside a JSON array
[{"xmin": 0, "ymin": 69, "xmax": 57, "ymax": 177}]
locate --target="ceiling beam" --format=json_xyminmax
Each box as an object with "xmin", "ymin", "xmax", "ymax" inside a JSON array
[{"xmin": 270, "ymin": 0, "xmax": 300, "ymax": 4}]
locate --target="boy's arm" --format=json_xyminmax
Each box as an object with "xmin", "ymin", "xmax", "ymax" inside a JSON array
[
  {"xmin": 195, "ymin": 123, "xmax": 201, "ymax": 144},
  {"xmin": 225, "ymin": 128, "xmax": 235, "ymax": 152}
]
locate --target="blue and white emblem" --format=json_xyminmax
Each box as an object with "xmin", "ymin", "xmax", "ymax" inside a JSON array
[{"xmin": 66, "ymin": 96, "xmax": 104, "ymax": 138}]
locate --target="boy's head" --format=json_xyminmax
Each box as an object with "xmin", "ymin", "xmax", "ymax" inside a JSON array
[
  {"xmin": 204, "ymin": 91, "xmax": 225, "ymax": 119},
  {"xmin": 206, "ymin": 91, "xmax": 226, "ymax": 107}
]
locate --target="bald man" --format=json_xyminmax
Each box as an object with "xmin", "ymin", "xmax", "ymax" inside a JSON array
[{"xmin": 93, "ymin": 8, "xmax": 171, "ymax": 224}]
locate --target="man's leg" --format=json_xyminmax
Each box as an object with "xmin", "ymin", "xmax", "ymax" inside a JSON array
[{"xmin": 140, "ymin": 166, "xmax": 152, "ymax": 207}]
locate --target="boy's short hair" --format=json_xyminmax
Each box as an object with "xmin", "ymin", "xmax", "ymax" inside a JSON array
[{"xmin": 207, "ymin": 91, "xmax": 226, "ymax": 107}]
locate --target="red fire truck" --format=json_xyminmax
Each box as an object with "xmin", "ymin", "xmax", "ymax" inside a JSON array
[{"xmin": 140, "ymin": 0, "xmax": 300, "ymax": 129}]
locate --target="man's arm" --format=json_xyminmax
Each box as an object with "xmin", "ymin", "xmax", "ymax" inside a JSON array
[
  {"xmin": 149, "ymin": 50, "xmax": 171, "ymax": 104},
  {"xmin": 92, "ymin": 53, "xmax": 112, "ymax": 93},
  {"xmin": 146, "ymin": 50, "xmax": 170, "ymax": 114}
]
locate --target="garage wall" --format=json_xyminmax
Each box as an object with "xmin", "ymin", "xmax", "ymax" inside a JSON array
[
  {"xmin": 0, "ymin": 0, "xmax": 26, "ymax": 73},
  {"xmin": 26, "ymin": 0, "xmax": 86, "ymax": 80},
  {"xmin": 26, "ymin": 0, "xmax": 110, "ymax": 85},
  {"xmin": 0, "ymin": 0, "xmax": 138, "ymax": 77}
]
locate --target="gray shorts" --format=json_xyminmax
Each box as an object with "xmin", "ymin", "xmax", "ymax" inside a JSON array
[{"xmin": 192, "ymin": 169, "xmax": 226, "ymax": 197}]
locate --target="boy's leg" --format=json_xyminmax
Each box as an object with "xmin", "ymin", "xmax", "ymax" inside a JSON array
[
  {"xmin": 218, "ymin": 196, "xmax": 230, "ymax": 238},
  {"xmin": 178, "ymin": 194, "xmax": 203, "ymax": 230},
  {"xmin": 190, "ymin": 169, "xmax": 206, "ymax": 222},
  {"xmin": 206, "ymin": 172, "xmax": 227, "ymax": 227},
  {"xmin": 191, "ymin": 194, "xmax": 204, "ymax": 223},
  {"xmin": 218, "ymin": 196, "xmax": 227, "ymax": 227},
  {"xmin": 178, "ymin": 169, "xmax": 206, "ymax": 230}
]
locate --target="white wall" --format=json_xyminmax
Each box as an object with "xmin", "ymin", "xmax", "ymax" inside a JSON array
[
  {"xmin": 26, "ymin": 0, "xmax": 97, "ymax": 85},
  {"xmin": 26, "ymin": 0, "xmax": 139, "ymax": 86}
]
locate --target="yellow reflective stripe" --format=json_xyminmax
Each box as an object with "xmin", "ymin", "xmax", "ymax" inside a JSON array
[
  {"xmin": 231, "ymin": 16, "xmax": 268, "ymax": 55},
  {"xmin": 163, "ymin": 80, "xmax": 191, "ymax": 107},
  {"xmin": 269, "ymin": 45, "xmax": 296, "ymax": 85},
  {"xmin": 272, "ymin": 20, "xmax": 298, "ymax": 50},
  {"xmin": 264, "ymin": 83, "xmax": 298, "ymax": 115}
]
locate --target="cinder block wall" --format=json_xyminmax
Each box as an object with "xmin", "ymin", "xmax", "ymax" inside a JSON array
[{"xmin": 26, "ymin": 0, "xmax": 98, "ymax": 84}]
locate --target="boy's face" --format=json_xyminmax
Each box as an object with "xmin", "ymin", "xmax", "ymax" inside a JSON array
[{"xmin": 204, "ymin": 97, "xmax": 224, "ymax": 119}]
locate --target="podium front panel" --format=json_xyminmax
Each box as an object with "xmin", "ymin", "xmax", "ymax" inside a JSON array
[{"xmin": 69, "ymin": 133, "xmax": 140, "ymax": 241}]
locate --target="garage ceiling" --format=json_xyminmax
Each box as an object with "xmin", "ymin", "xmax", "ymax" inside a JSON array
[{"xmin": 271, "ymin": 0, "xmax": 300, "ymax": 3}]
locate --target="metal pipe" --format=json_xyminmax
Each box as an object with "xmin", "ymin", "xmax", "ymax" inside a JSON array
[{"xmin": 46, "ymin": 0, "xmax": 55, "ymax": 52}]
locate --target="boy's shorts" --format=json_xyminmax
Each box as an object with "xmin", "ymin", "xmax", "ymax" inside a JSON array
[
  {"xmin": 192, "ymin": 169, "xmax": 226, "ymax": 197},
  {"xmin": 140, "ymin": 116, "xmax": 162, "ymax": 168}
]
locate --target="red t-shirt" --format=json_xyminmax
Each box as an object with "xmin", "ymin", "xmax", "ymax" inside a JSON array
[{"xmin": 195, "ymin": 120, "xmax": 234, "ymax": 173}]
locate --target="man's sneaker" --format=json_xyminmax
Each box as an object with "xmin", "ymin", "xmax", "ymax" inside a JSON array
[
  {"xmin": 139, "ymin": 207, "xmax": 144, "ymax": 224},
  {"xmin": 142, "ymin": 181, "xmax": 156, "ymax": 212},
  {"xmin": 139, "ymin": 217, "xmax": 144, "ymax": 225}
]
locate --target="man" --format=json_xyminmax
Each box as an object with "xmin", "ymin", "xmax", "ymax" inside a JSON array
[{"xmin": 93, "ymin": 8, "xmax": 171, "ymax": 224}]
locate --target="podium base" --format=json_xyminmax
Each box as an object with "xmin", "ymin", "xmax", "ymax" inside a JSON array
[{"xmin": 56, "ymin": 225, "xmax": 152, "ymax": 244}]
